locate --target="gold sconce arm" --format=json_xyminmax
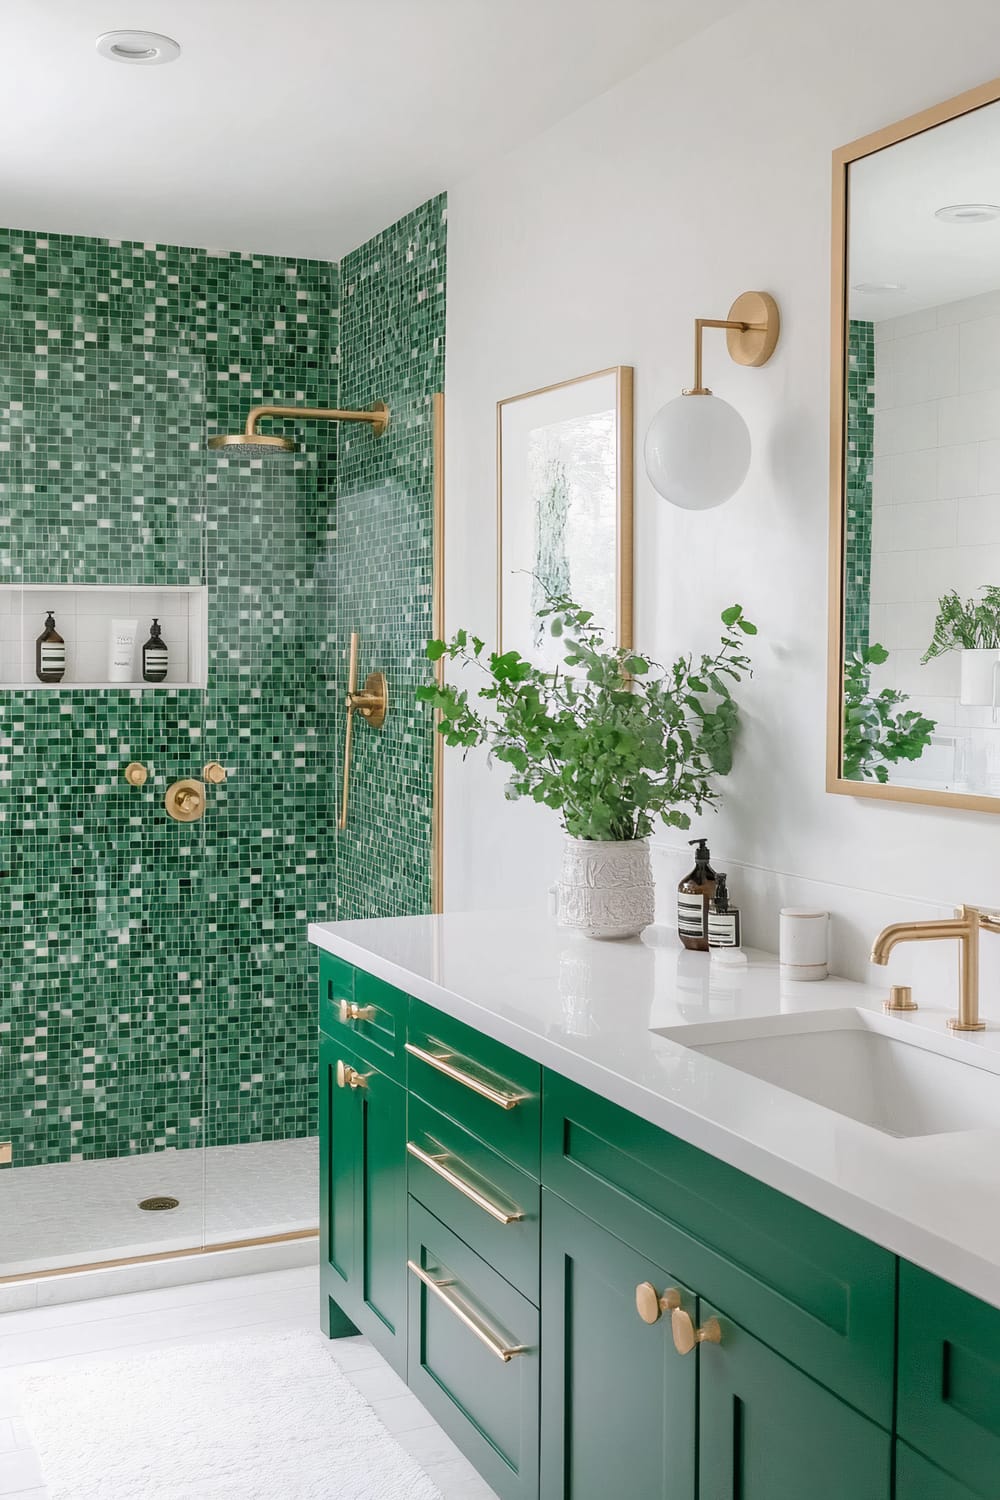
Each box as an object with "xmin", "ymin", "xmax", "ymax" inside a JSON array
[
  {"xmin": 684, "ymin": 292, "xmax": 781, "ymax": 395},
  {"xmin": 339, "ymin": 631, "xmax": 388, "ymax": 830}
]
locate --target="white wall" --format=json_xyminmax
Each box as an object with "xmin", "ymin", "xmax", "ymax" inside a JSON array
[
  {"xmin": 869, "ymin": 290, "xmax": 1000, "ymax": 794},
  {"xmin": 442, "ymin": 0, "xmax": 1000, "ymax": 994}
]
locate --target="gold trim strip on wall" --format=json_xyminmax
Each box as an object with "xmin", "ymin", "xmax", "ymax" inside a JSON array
[
  {"xmin": 827, "ymin": 73, "xmax": 1000, "ymax": 815},
  {"xmin": 432, "ymin": 391, "xmax": 445, "ymax": 915},
  {"xmin": 0, "ymin": 1228, "xmax": 318, "ymax": 1286}
]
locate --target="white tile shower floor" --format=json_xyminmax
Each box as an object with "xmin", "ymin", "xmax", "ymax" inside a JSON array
[
  {"xmin": 0, "ymin": 1139, "xmax": 318, "ymax": 1278},
  {"xmin": 0, "ymin": 1263, "xmax": 497, "ymax": 1499}
]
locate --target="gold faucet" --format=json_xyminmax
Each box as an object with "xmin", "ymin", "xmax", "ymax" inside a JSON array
[{"xmin": 870, "ymin": 905, "xmax": 1000, "ymax": 1032}]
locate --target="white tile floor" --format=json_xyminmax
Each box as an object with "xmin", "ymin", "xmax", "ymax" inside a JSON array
[
  {"xmin": 0, "ymin": 1139, "xmax": 318, "ymax": 1278},
  {"xmin": 0, "ymin": 1262, "xmax": 498, "ymax": 1500}
]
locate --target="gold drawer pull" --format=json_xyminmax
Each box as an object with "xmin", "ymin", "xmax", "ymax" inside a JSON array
[
  {"xmin": 336, "ymin": 1059, "xmax": 370, "ymax": 1091},
  {"xmin": 671, "ymin": 1306, "xmax": 722, "ymax": 1356},
  {"xmin": 636, "ymin": 1282, "xmax": 682, "ymax": 1325},
  {"xmin": 404, "ymin": 1042, "xmax": 525, "ymax": 1110},
  {"xmin": 406, "ymin": 1260, "xmax": 529, "ymax": 1363},
  {"xmin": 406, "ymin": 1141, "xmax": 525, "ymax": 1225},
  {"xmin": 339, "ymin": 999, "xmax": 376, "ymax": 1024}
]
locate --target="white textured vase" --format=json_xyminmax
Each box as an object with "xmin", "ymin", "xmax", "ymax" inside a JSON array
[
  {"xmin": 960, "ymin": 648, "xmax": 1000, "ymax": 707},
  {"xmin": 553, "ymin": 835, "xmax": 655, "ymax": 941}
]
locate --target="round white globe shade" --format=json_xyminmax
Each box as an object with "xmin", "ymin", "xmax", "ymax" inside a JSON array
[{"xmin": 644, "ymin": 393, "xmax": 751, "ymax": 510}]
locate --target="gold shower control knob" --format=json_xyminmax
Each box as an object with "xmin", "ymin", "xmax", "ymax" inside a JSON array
[
  {"xmin": 203, "ymin": 761, "xmax": 227, "ymax": 784},
  {"xmin": 124, "ymin": 762, "xmax": 148, "ymax": 787},
  {"xmin": 165, "ymin": 779, "xmax": 207, "ymax": 822}
]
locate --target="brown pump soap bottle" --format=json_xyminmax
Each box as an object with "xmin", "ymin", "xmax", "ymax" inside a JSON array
[{"xmin": 677, "ymin": 837, "xmax": 717, "ymax": 951}]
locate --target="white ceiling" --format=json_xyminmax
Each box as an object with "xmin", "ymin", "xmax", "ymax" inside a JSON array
[
  {"xmin": 849, "ymin": 97, "xmax": 1000, "ymax": 322},
  {"xmin": 0, "ymin": 0, "xmax": 740, "ymax": 261}
]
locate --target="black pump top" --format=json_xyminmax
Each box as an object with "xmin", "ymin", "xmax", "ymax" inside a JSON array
[
  {"xmin": 713, "ymin": 873, "xmax": 730, "ymax": 910},
  {"xmin": 44, "ymin": 611, "xmax": 55, "ymax": 629},
  {"xmin": 688, "ymin": 836, "xmax": 712, "ymax": 863}
]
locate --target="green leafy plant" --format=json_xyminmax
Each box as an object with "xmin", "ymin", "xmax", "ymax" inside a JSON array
[
  {"xmin": 843, "ymin": 642, "xmax": 936, "ymax": 783},
  {"xmin": 416, "ymin": 593, "xmax": 757, "ymax": 841},
  {"xmin": 922, "ymin": 586, "xmax": 1000, "ymax": 662}
]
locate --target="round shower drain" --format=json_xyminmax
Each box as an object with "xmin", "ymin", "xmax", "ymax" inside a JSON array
[{"xmin": 138, "ymin": 1195, "xmax": 179, "ymax": 1211}]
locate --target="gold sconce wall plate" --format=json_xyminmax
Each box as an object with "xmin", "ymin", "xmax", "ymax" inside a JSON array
[
  {"xmin": 724, "ymin": 291, "xmax": 780, "ymax": 368},
  {"xmin": 165, "ymin": 779, "xmax": 206, "ymax": 822}
]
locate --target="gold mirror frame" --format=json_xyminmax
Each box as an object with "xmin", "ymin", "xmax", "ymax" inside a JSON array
[{"xmin": 828, "ymin": 74, "xmax": 1000, "ymax": 814}]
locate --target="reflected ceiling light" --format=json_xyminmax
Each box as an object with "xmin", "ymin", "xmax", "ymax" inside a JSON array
[
  {"xmin": 934, "ymin": 203, "xmax": 1000, "ymax": 224},
  {"xmin": 852, "ymin": 281, "xmax": 905, "ymax": 294},
  {"xmin": 643, "ymin": 291, "xmax": 780, "ymax": 511},
  {"xmin": 96, "ymin": 31, "xmax": 181, "ymax": 65}
]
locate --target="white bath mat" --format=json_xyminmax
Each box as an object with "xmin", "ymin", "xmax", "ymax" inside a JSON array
[{"xmin": 18, "ymin": 1328, "xmax": 443, "ymax": 1500}]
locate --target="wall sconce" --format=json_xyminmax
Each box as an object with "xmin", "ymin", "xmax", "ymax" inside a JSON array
[{"xmin": 644, "ymin": 291, "xmax": 780, "ymax": 510}]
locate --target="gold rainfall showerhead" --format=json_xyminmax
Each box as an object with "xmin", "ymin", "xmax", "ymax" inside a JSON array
[{"xmin": 209, "ymin": 400, "xmax": 390, "ymax": 455}]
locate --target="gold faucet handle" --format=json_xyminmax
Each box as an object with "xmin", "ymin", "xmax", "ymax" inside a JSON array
[{"xmin": 884, "ymin": 985, "xmax": 918, "ymax": 1013}]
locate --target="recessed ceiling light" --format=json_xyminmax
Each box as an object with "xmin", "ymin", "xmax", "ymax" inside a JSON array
[
  {"xmin": 934, "ymin": 203, "xmax": 1000, "ymax": 224},
  {"xmin": 853, "ymin": 281, "xmax": 906, "ymax": 294},
  {"xmin": 96, "ymin": 30, "xmax": 180, "ymax": 65}
]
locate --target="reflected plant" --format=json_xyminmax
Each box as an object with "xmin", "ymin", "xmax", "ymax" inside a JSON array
[
  {"xmin": 922, "ymin": 586, "xmax": 1000, "ymax": 661},
  {"xmin": 843, "ymin": 642, "xmax": 936, "ymax": 783}
]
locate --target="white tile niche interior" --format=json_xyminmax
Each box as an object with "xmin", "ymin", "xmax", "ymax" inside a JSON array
[{"xmin": 0, "ymin": 584, "xmax": 207, "ymax": 689}]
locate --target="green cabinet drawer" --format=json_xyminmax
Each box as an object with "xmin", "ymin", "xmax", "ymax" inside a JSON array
[
  {"xmin": 898, "ymin": 1262, "xmax": 1000, "ymax": 1494},
  {"xmin": 542, "ymin": 1070, "xmax": 895, "ymax": 1425},
  {"xmin": 896, "ymin": 1444, "xmax": 987, "ymax": 1500},
  {"xmin": 540, "ymin": 1190, "xmax": 696, "ymax": 1500},
  {"xmin": 319, "ymin": 952, "xmax": 407, "ymax": 1082},
  {"xmin": 698, "ymin": 1303, "xmax": 891, "ymax": 1499},
  {"xmin": 407, "ymin": 998, "xmax": 541, "ymax": 1176},
  {"xmin": 407, "ymin": 1198, "xmax": 539, "ymax": 1500},
  {"xmin": 407, "ymin": 1093, "xmax": 540, "ymax": 1303},
  {"xmin": 319, "ymin": 1032, "xmax": 407, "ymax": 1373}
]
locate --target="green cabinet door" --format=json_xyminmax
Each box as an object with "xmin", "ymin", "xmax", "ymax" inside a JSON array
[
  {"xmin": 698, "ymin": 1303, "xmax": 891, "ymax": 1500},
  {"xmin": 896, "ymin": 1444, "xmax": 987, "ymax": 1500},
  {"xmin": 319, "ymin": 1032, "xmax": 406, "ymax": 1373},
  {"xmin": 540, "ymin": 1190, "xmax": 696, "ymax": 1500}
]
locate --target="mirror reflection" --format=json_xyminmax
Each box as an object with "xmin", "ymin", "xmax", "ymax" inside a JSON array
[{"xmin": 843, "ymin": 99, "xmax": 1000, "ymax": 796}]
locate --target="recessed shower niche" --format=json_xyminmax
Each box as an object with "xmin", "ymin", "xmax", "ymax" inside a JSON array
[{"xmin": 0, "ymin": 583, "xmax": 207, "ymax": 689}]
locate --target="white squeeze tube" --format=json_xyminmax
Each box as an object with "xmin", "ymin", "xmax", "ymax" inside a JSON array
[{"xmin": 107, "ymin": 618, "xmax": 139, "ymax": 682}]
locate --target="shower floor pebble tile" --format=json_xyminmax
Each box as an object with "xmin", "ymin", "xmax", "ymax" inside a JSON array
[{"xmin": 0, "ymin": 1264, "xmax": 497, "ymax": 1500}]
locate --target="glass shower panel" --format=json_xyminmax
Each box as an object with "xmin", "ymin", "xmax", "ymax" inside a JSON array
[{"xmin": 0, "ymin": 349, "xmax": 209, "ymax": 1279}]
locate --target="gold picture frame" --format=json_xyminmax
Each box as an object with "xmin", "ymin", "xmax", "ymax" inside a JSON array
[
  {"xmin": 828, "ymin": 75, "xmax": 1000, "ymax": 814},
  {"xmin": 497, "ymin": 366, "xmax": 634, "ymax": 659}
]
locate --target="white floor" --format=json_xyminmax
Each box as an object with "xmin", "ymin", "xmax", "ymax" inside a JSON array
[
  {"xmin": 0, "ymin": 1139, "xmax": 318, "ymax": 1278},
  {"xmin": 0, "ymin": 1263, "xmax": 498, "ymax": 1500}
]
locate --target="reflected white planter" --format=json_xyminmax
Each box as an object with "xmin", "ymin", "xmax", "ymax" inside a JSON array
[
  {"xmin": 553, "ymin": 835, "xmax": 655, "ymax": 941},
  {"xmin": 960, "ymin": 648, "xmax": 1000, "ymax": 707}
]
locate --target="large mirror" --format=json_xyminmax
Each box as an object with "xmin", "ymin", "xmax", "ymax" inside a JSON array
[{"xmin": 830, "ymin": 78, "xmax": 1000, "ymax": 811}]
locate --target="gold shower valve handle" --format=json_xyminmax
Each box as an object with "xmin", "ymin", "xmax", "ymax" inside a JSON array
[
  {"xmin": 123, "ymin": 762, "xmax": 148, "ymax": 787},
  {"xmin": 202, "ymin": 761, "xmax": 227, "ymax": 785},
  {"xmin": 165, "ymin": 779, "xmax": 207, "ymax": 822},
  {"xmin": 339, "ymin": 632, "xmax": 389, "ymax": 829}
]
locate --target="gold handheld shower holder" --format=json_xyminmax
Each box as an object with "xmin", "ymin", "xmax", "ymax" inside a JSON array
[{"xmin": 339, "ymin": 631, "xmax": 388, "ymax": 830}]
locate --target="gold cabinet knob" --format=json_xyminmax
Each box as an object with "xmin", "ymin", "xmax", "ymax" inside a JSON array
[
  {"xmin": 670, "ymin": 1306, "xmax": 722, "ymax": 1356},
  {"xmin": 635, "ymin": 1282, "xmax": 682, "ymax": 1326},
  {"xmin": 339, "ymin": 1000, "xmax": 376, "ymax": 1024},
  {"xmin": 202, "ymin": 761, "xmax": 227, "ymax": 784},
  {"xmin": 165, "ymin": 779, "xmax": 206, "ymax": 822},
  {"xmin": 124, "ymin": 762, "xmax": 148, "ymax": 787},
  {"xmin": 336, "ymin": 1059, "xmax": 369, "ymax": 1090}
]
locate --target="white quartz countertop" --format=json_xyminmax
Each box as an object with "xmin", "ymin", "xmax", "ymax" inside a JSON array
[{"xmin": 308, "ymin": 909, "xmax": 1000, "ymax": 1309}]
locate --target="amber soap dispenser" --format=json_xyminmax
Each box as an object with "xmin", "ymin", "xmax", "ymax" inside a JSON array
[{"xmin": 677, "ymin": 837, "xmax": 717, "ymax": 951}]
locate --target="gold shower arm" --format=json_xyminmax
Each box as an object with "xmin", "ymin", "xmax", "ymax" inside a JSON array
[
  {"xmin": 245, "ymin": 401, "xmax": 389, "ymax": 439},
  {"xmin": 339, "ymin": 632, "xmax": 388, "ymax": 830}
]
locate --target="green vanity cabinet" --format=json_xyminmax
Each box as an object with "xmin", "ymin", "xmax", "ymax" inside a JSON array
[
  {"xmin": 540, "ymin": 1190, "xmax": 697, "ymax": 1500},
  {"xmin": 318, "ymin": 1031, "xmax": 407, "ymax": 1373},
  {"xmin": 697, "ymin": 1304, "xmax": 891, "ymax": 1500},
  {"xmin": 896, "ymin": 1446, "xmax": 987, "ymax": 1500}
]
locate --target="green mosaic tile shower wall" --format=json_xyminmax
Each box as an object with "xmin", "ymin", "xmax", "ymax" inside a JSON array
[
  {"xmin": 333, "ymin": 194, "xmax": 447, "ymax": 919},
  {"xmin": 0, "ymin": 227, "xmax": 340, "ymax": 1166},
  {"xmin": 845, "ymin": 319, "xmax": 875, "ymax": 658}
]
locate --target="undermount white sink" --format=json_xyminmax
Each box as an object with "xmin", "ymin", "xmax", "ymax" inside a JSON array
[{"xmin": 653, "ymin": 1009, "xmax": 1000, "ymax": 1137}]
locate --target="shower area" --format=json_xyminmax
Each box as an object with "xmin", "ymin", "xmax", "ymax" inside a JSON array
[{"xmin": 0, "ymin": 197, "xmax": 446, "ymax": 1283}]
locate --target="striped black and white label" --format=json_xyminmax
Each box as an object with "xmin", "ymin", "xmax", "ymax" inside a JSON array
[{"xmin": 678, "ymin": 893, "xmax": 706, "ymax": 938}]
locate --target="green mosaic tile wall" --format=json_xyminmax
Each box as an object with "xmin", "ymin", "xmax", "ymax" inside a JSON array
[
  {"xmin": 0, "ymin": 228, "xmax": 341, "ymax": 1165},
  {"xmin": 333, "ymin": 194, "xmax": 447, "ymax": 919},
  {"xmin": 845, "ymin": 319, "xmax": 875, "ymax": 658}
]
